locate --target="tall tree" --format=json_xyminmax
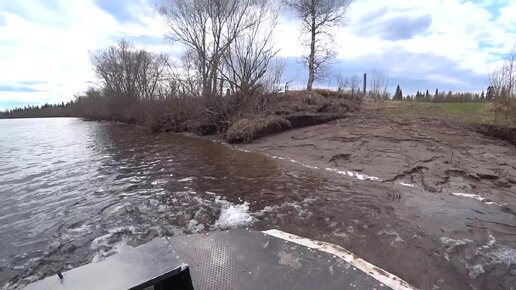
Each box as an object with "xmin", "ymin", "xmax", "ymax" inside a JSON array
[
  {"xmin": 220, "ymin": 4, "xmax": 280, "ymax": 97},
  {"xmin": 393, "ymin": 84, "xmax": 403, "ymax": 101},
  {"xmin": 283, "ymin": 0, "xmax": 351, "ymax": 91},
  {"xmin": 158, "ymin": 0, "xmax": 266, "ymax": 97}
]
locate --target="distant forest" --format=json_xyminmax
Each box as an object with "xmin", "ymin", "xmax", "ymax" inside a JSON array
[{"xmin": 0, "ymin": 102, "xmax": 73, "ymax": 119}]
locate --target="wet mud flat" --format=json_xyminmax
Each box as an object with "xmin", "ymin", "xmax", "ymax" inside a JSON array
[{"xmin": 241, "ymin": 112, "xmax": 516, "ymax": 290}]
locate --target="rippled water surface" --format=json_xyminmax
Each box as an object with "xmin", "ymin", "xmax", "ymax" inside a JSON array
[{"xmin": 1, "ymin": 118, "xmax": 515, "ymax": 290}]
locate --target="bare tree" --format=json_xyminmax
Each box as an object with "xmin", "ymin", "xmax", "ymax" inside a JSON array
[
  {"xmin": 336, "ymin": 73, "xmax": 359, "ymax": 95},
  {"xmin": 490, "ymin": 45, "xmax": 516, "ymax": 124},
  {"xmin": 170, "ymin": 48, "xmax": 204, "ymax": 98},
  {"xmin": 220, "ymin": 4, "xmax": 279, "ymax": 97},
  {"xmin": 368, "ymin": 70, "xmax": 389, "ymax": 100},
  {"xmin": 262, "ymin": 58, "xmax": 286, "ymax": 93},
  {"xmin": 283, "ymin": 0, "xmax": 351, "ymax": 91},
  {"xmin": 158, "ymin": 0, "xmax": 266, "ymax": 98},
  {"xmin": 348, "ymin": 74, "xmax": 360, "ymax": 96},
  {"xmin": 90, "ymin": 39, "xmax": 170, "ymax": 102}
]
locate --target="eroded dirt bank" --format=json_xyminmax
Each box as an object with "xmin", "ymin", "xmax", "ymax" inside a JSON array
[{"xmin": 240, "ymin": 111, "xmax": 516, "ymax": 290}]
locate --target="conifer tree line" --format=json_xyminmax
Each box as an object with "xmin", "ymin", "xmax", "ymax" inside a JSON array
[{"xmin": 389, "ymin": 84, "xmax": 491, "ymax": 103}]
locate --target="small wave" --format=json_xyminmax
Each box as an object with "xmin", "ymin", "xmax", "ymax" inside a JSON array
[
  {"xmin": 378, "ymin": 230, "xmax": 405, "ymax": 246},
  {"xmin": 257, "ymin": 197, "xmax": 317, "ymax": 220},
  {"xmin": 90, "ymin": 226, "xmax": 137, "ymax": 251},
  {"xmin": 186, "ymin": 219, "xmax": 206, "ymax": 233},
  {"xmin": 269, "ymin": 154, "xmax": 382, "ymax": 182},
  {"xmin": 325, "ymin": 167, "xmax": 381, "ymax": 181},
  {"xmin": 450, "ymin": 192, "xmax": 506, "ymax": 207},
  {"xmin": 91, "ymin": 239, "xmax": 128, "ymax": 263},
  {"xmin": 440, "ymin": 236, "xmax": 473, "ymax": 252},
  {"xmin": 178, "ymin": 177, "xmax": 195, "ymax": 182}
]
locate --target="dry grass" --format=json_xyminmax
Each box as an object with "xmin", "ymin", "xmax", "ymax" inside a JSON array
[
  {"xmin": 276, "ymin": 90, "xmax": 360, "ymax": 115},
  {"xmin": 493, "ymin": 97, "xmax": 516, "ymax": 127},
  {"xmin": 224, "ymin": 90, "xmax": 361, "ymax": 143},
  {"xmin": 381, "ymin": 101, "xmax": 497, "ymax": 125},
  {"xmin": 226, "ymin": 115, "xmax": 291, "ymax": 143}
]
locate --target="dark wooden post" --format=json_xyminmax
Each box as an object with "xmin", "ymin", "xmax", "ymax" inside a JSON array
[{"xmin": 363, "ymin": 73, "xmax": 367, "ymax": 97}]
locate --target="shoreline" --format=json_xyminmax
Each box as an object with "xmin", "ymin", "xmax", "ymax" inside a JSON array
[
  {"xmin": 237, "ymin": 111, "xmax": 516, "ymax": 211},
  {"xmin": 227, "ymin": 110, "xmax": 516, "ymax": 289}
]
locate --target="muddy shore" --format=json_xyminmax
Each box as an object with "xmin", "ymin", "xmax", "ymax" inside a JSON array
[{"xmin": 238, "ymin": 110, "xmax": 516, "ymax": 290}]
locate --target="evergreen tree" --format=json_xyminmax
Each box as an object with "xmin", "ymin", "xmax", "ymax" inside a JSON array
[
  {"xmin": 394, "ymin": 85, "xmax": 403, "ymax": 101},
  {"xmin": 481, "ymin": 90, "xmax": 485, "ymax": 100},
  {"xmin": 486, "ymin": 85, "xmax": 495, "ymax": 100}
]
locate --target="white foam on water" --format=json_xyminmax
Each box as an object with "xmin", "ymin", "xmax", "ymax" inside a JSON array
[
  {"xmin": 487, "ymin": 246, "xmax": 516, "ymax": 265},
  {"xmin": 151, "ymin": 179, "xmax": 167, "ymax": 186},
  {"xmin": 270, "ymin": 155, "xmax": 287, "ymax": 160},
  {"xmin": 257, "ymin": 197, "xmax": 317, "ymax": 220},
  {"xmin": 89, "ymin": 226, "xmax": 140, "ymax": 263},
  {"xmin": 269, "ymin": 154, "xmax": 383, "ymax": 182},
  {"xmin": 378, "ymin": 230, "xmax": 405, "ymax": 246},
  {"xmin": 325, "ymin": 167, "xmax": 381, "ymax": 181},
  {"xmin": 286, "ymin": 157, "xmax": 320, "ymax": 169},
  {"xmin": 178, "ymin": 177, "xmax": 195, "ymax": 182},
  {"xmin": 259, "ymin": 197, "xmax": 317, "ymax": 214},
  {"xmin": 482, "ymin": 233, "xmax": 496, "ymax": 249},
  {"xmin": 91, "ymin": 239, "xmax": 128, "ymax": 263},
  {"xmin": 213, "ymin": 198, "xmax": 255, "ymax": 229},
  {"xmin": 467, "ymin": 245, "xmax": 516, "ymax": 280},
  {"xmin": 468, "ymin": 264, "xmax": 485, "ymax": 279},
  {"xmin": 264, "ymin": 155, "xmax": 507, "ymax": 214},
  {"xmin": 128, "ymin": 177, "xmax": 142, "ymax": 183},
  {"xmin": 440, "ymin": 236, "xmax": 473, "ymax": 252},
  {"xmin": 186, "ymin": 219, "xmax": 205, "ymax": 233},
  {"xmin": 450, "ymin": 192, "xmax": 505, "ymax": 207},
  {"xmin": 90, "ymin": 226, "xmax": 136, "ymax": 250},
  {"xmin": 68, "ymin": 224, "xmax": 92, "ymax": 234}
]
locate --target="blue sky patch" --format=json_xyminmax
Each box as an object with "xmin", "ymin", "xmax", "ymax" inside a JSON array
[
  {"xmin": 17, "ymin": 80, "xmax": 48, "ymax": 86},
  {"xmin": 0, "ymin": 99, "xmax": 40, "ymax": 111},
  {"xmin": 0, "ymin": 0, "xmax": 64, "ymax": 25},
  {"xmin": 475, "ymin": 0, "xmax": 505, "ymax": 19},
  {"xmin": 94, "ymin": 0, "xmax": 145, "ymax": 24},
  {"xmin": 0, "ymin": 85, "xmax": 44, "ymax": 93}
]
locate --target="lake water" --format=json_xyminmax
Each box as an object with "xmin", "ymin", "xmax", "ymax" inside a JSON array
[{"xmin": 1, "ymin": 118, "xmax": 515, "ymax": 289}]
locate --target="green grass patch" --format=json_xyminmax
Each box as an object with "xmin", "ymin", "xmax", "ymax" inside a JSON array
[{"xmin": 383, "ymin": 101, "xmax": 495, "ymax": 125}]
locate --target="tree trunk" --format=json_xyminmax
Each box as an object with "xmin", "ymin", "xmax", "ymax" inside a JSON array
[{"xmin": 306, "ymin": 14, "xmax": 316, "ymax": 91}]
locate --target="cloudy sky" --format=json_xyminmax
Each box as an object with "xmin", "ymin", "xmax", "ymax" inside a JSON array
[{"xmin": 0, "ymin": 0, "xmax": 515, "ymax": 110}]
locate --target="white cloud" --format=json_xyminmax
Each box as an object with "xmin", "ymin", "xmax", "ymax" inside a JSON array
[
  {"xmin": 0, "ymin": 0, "xmax": 174, "ymax": 109},
  {"xmin": 1, "ymin": 0, "xmax": 515, "ymax": 108},
  {"xmin": 277, "ymin": 0, "xmax": 515, "ymax": 93}
]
